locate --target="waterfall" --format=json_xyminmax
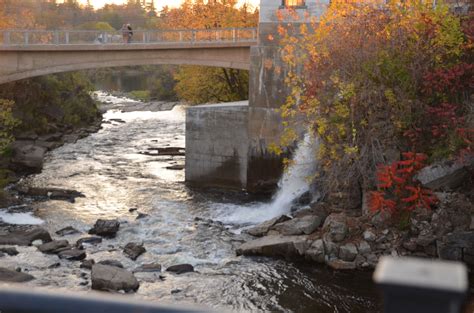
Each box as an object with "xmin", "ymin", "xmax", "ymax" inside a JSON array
[
  {"xmin": 213, "ymin": 133, "xmax": 319, "ymax": 225},
  {"xmin": 264, "ymin": 133, "xmax": 319, "ymax": 219}
]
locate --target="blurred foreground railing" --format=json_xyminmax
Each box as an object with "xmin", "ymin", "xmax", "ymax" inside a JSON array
[
  {"xmin": 0, "ymin": 28, "xmax": 257, "ymax": 46},
  {"xmin": 0, "ymin": 284, "xmax": 210, "ymax": 313}
]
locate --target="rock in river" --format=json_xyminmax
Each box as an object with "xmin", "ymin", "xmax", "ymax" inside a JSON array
[
  {"xmin": 123, "ymin": 242, "xmax": 146, "ymax": 261},
  {"xmin": 76, "ymin": 236, "xmax": 103, "ymax": 247},
  {"xmin": 134, "ymin": 263, "xmax": 162, "ymax": 273},
  {"xmin": 166, "ymin": 264, "xmax": 194, "ymax": 274},
  {"xmin": 236, "ymin": 235, "xmax": 309, "ymax": 258},
  {"xmin": 56, "ymin": 226, "xmax": 81, "ymax": 236},
  {"xmin": 58, "ymin": 248, "xmax": 86, "ymax": 261},
  {"xmin": 0, "ymin": 227, "xmax": 52, "ymax": 246},
  {"xmin": 38, "ymin": 240, "xmax": 70, "ymax": 254},
  {"xmin": 91, "ymin": 264, "xmax": 139, "ymax": 292},
  {"xmin": 97, "ymin": 260, "xmax": 124, "ymax": 268},
  {"xmin": 245, "ymin": 215, "xmax": 291, "ymax": 237},
  {"xmin": 88, "ymin": 219, "xmax": 120, "ymax": 238},
  {"xmin": 0, "ymin": 247, "xmax": 19, "ymax": 256},
  {"xmin": 0, "ymin": 267, "xmax": 35, "ymax": 283}
]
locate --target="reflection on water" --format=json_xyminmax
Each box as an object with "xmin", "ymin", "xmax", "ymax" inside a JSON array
[{"xmin": 0, "ymin": 94, "xmax": 382, "ymax": 312}]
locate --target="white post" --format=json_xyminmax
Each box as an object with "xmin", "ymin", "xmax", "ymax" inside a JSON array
[
  {"xmin": 374, "ymin": 257, "xmax": 468, "ymax": 313},
  {"xmin": 4, "ymin": 31, "xmax": 10, "ymax": 45},
  {"xmin": 24, "ymin": 32, "xmax": 29, "ymax": 45},
  {"xmin": 65, "ymin": 31, "xmax": 69, "ymax": 44},
  {"xmin": 232, "ymin": 28, "xmax": 236, "ymax": 42}
]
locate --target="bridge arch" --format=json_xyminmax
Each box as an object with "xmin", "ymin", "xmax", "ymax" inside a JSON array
[{"xmin": 0, "ymin": 42, "xmax": 253, "ymax": 84}]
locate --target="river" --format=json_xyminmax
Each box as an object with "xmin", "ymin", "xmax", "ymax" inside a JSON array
[{"xmin": 0, "ymin": 93, "xmax": 381, "ymax": 312}]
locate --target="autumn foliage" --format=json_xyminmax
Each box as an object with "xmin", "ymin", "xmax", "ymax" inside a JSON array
[
  {"xmin": 278, "ymin": 0, "xmax": 472, "ymax": 218},
  {"xmin": 370, "ymin": 153, "xmax": 438, "ymax": 216}
]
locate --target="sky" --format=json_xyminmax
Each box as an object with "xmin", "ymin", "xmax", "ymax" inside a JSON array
[{"xmin": 78, "ymin": 0, "xmax": 259, "ymax": 11}]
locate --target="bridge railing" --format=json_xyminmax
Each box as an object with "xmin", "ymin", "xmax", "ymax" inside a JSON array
[{"xmin": 0, "ymin": 28, "xmax": 257, "ymax": 46}]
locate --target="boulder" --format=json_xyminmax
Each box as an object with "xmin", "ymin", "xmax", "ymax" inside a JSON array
[
  {"xmin": 56, "ymin": 226, "xmax": 81, "ymax": 236},
  {"xmin": 236, "ymin": 235, "xmax": 309, "ymax": 258},
  {"xmin": 339, "ymin": 243, "xmax": 358, "ymax": 262},
  {"xmin": 80, "ymin": 259, "xmax": 95, "ymax": 270},
  {"xmin": 417, "ymin": 158, "xmax": 473, "ymax": 190},
  {"xmin": 123, "ymin": 242, "xmax": 146, "ymax": 261},
  {"xmin": 38, "ymin": 240, "xmax": 70, "ymax": 254},
  {"xmin": 0, "ymin": 247, "xmax": 19, "ymax": 256},
  {"xmin": 76, "ymin": 236, "xmax": 102, "ymax": 247},
  {"xmin": 0, "ymin": 267, "xmax": 35, "ymax": 282},
  {"xmin": 305, "ymin": 239, "xmax": 325, "ymax": 263},
  {"xmin": 272, "ymin": 215, "xmax": 323, "ymax": 236},
  {"xmin": 11, "ymin": 143, "xmax": 47, "ymax": 172},
  {"xmin": 134, "ymin": 263, "xmax": 162, "ymax": 273},
  {"xmin": 323, "ymin": 238, "xmax": 339, "ymax": 259},
  {"xmin": 91, "ymin": 264, "xmax": 139, "ymax": 292},
  {"xmin": 0, "ymin": 227, "xmax": 52, "ymax": 246},
  {"xmin": 166, "ymin": 264, "xmax": 194, "ymax": 274},
  {"xmin": 97, "ymin": 260, "xmax": 124, "ymax": 268},
  {"xmin": 327, "ymin": 259, "xmax": 356, "ymax": 270},
  {"xmin": 58, "ymin": 248, "xmax": 86, "ymax": 261},
  {"xmin": 245, "ymin": 215, "xmax": 291, "ymax": 237},
  {"xmin": 89, "ymin": 219, "xmax": 120, "ymax": 238},
  {"xmin": 357, "ymin": 241, "xmax": 371, "ymax": 256},
  {"xmin": 323, "ymin": 214, "xmax": 348, "ymax": 242}
]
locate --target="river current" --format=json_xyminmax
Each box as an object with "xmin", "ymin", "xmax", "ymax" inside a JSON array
[{"xmin": 0, "ymin": 93, "xmax": 381, "ymax": 312}]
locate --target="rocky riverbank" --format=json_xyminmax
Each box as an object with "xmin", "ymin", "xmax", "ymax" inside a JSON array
[{"xmin": 237, "ymin": 158, "xmax": 474, "ymax": 271}]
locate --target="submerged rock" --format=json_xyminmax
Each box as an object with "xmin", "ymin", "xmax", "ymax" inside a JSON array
[
  {"xmin": 134, "ymin": 263, "xmax": 162, "ymax": 273},
  {"xmin": 88, "ymin": 219, "xmax": 120, "ymax": 238},
  {"xmin": 236, "ymin": 235, "xmax": 309, "ymax": 258},
  {"xmin": 91, "ymin": 264, "xmax": 139, "ymax": 292},
  {"xmin": 38, "ymin": 240, "xmax": 70, "ymax": 254},
  {"xmin": 58, "ymin": 248, "xmax": 86, "ymax": 261},
  {"xmin": 0, "ymin": 247, "xmax": 19, "ymax": 256},
  {"xmin": 56, "ymin": 226, "xmax": 81, "ymax": 236},
  {"xmin": 76, "ymin": 236, "xmax": 103, "ymax": 247},
  {"xmin": 245, "ymin": 215, "xmax": 291, "ymax": 237},
  {"xmin": 97, "ymin": 260, "xmax": 124, "ymax": 269},
  {"xmin": 0, "ymin": 227, "xmax": 52, "ymax": 246},
  {"xmin": 166, "ymin": 264, "xmax": 194, "ymax": 274},
  {"xmin": 123, "ymin": 242, "xmax": 146, "ymax": 261},
  {"xmin": 0, "ymin": 267, "xmax": 35, "ymax": 282}
]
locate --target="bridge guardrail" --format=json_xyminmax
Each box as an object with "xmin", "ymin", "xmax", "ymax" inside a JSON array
[{"xmin": 0, "ymin": 28, "xmax": 257, "ymax": 46}]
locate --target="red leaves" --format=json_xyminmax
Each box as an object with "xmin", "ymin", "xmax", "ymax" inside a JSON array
[
  {"xmin": 422, "ymin": 63, "xmax": 474, "ymax": 96},
  {"xmin": 370, "ymin": 152, "xmax": 437, "ymax": 216}
]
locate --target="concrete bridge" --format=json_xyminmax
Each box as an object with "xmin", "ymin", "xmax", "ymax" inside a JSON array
[{"xmin": 0, "ymin": 28, "xmax": 256, "ymax": 84}]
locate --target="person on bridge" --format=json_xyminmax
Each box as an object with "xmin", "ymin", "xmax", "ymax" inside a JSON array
[
  {"xmin": 127, "ymin": 24, "xmax": 133, "ymax": 43},
  {"xmin": 121, "ymin": 24, "xmax": 128, "ymax": 43}
]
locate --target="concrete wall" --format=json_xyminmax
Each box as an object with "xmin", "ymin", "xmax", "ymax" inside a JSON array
[{"xmin": 185, "ymin": 102, "xmax": 249, "ymax": 189}]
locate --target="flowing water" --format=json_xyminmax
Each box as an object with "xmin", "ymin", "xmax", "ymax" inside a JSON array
[{"xmin": 0, "ymin": 94, "xmax": 381, "ymax": 312}]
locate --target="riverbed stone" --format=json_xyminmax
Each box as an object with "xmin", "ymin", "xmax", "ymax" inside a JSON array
[
  {"xmin": 323, "ymin": 214, "xmax": 348, "ymax": 242},
  {"xmin": 97, "ymin": 260, "xmax": 124, "ymax": 268},
  {"xmin": 123, "ymin": 242, "xmax": 146, "ymax": 261},
  {"xmin": 327, "ymin": 259, "xmax": 356, "ymax": 270},
  {"xmin": 323, "ymin": 238, "xmax": 339, "ymax": 259},
  {"xmin": 272, "ymin": 215, "xmax": 323, "ymax": 236},
  {"xmin": 91, "ymin": 264, "xmax": 139, "ymax": 292},
  {"xmin": 357, "ymin": 241, "xmax": 371, "ymax": 256},
  {"xmin": 0, "ymin": 227, "xmax": 52, "ymax": 246},
  {"xmin": 88, "ymin": 219, "xmax": 120, "ymax": 238},
  {"xmin": 236, "ymin": 235, "xmax": 309, "ymax": 258},
  {"xmin": 339, "ymin": 243, "xmax": 358, "ymax": 262},
  {"xmin": 0, "ymin": 267, "xmax": 35, "ymax": 282},
  {"xmin": 38, "ymin": 240, "xmax": 70, "ymax": 254},
  {"xmin": 58, "ymin": 248, "xmax": 86, "ymax": 261},
  {"xmin": 0, "ymin": 247, "xmax": 19, "ymax": 256},
  {"xmin": 80, "ymin": 259, "xmax": 95, "ymax": 270},
  {"xmin": 134, "ymin": 263, "xmax": 162, "ymax": 273},
  {"xmin": 305, "ymin": 239, "xmax": 325, "ymax": 263},
  {"xmin": 56, "ymin": 226, "xmax": 81, "ymax": 236},
  {"xmin": 245, "ymin": 215, "xmax": 291, "ymax": 237},
  {"xmin": 363, "ymin": 230, "xmax": 377, "ymax": 242},
  {"xmin": 76, "ymin": 236, "xmax": 103, "ymax": 247},
  {"xmin": 166, "ymin": 264, "xmax": 194, "ymax": 274}
]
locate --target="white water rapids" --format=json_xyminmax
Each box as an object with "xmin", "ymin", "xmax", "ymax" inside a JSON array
[{"xmin": 213, "ymin": 133, "xmax": 319, "ymax": 226}]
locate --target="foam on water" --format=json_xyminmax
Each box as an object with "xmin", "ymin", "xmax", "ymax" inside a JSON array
[
  {"xmin": 214, "ymin": 134, "xmax": 319, "ymax": 226},
  {"xmin": 0, "ymin": 210, "xmax": 44, "ymax": 225}
]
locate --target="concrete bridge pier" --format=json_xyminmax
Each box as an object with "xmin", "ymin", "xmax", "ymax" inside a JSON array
[{"xmin": 185, "ymin": 0, "xmax": 330, "ymax": 193}]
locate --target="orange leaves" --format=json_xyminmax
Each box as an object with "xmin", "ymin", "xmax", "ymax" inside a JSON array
[{"xmin": 370, "ymin": 152, "xmax": 438, "ymax": 217}]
